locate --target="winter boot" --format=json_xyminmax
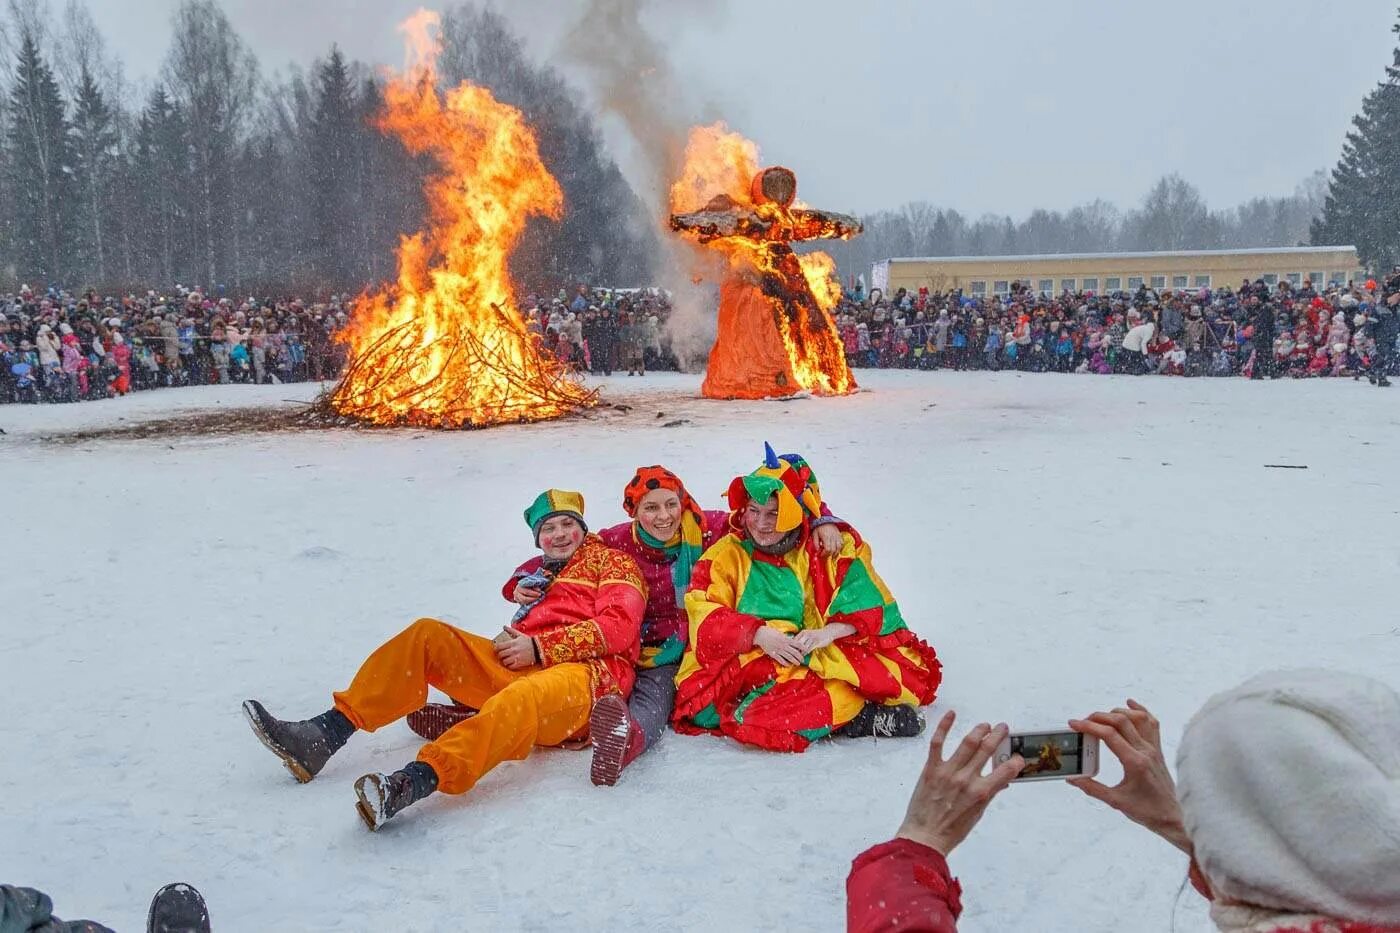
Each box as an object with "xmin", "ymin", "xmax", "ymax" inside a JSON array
[
  {"xmin": 146, "ymin": 882, "xmax": 211, "ymax": 933},
  {"xmin": 354, "ymin": 761, "xmax": 438, "ymax": 831},
  {"xmin": 406, "ymin": 703, "xmax": 477, "ymax": 741},
  {"xmin": 1379, "ymin": 375, "xmax": 1392, "ymax": 387},
  {"xmin": 242, "ymin": 700, "xmax": 354, "ymax": 783},
  {"xmin": 588, "ymin": 694, "xmax": 646, "ymax": 787},
  {"xmin": 838, "ymin": 703, "xmax": 927, "ymax": 739}
]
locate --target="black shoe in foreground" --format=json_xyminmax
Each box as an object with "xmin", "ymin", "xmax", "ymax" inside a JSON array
[
  {"xmin": 146, "ymin": 882, "xmax": 210, "ymax": 933},
  {"xmin": 355, "ymin": 762, "xmax": 438, "ymax": 831},
  {"xmin": 242, "ymin": 700, "xmax": 348, "ymax": 783},
  {"xmin": 839, "ymin": 703, "xmax": 927, "ymax": 739}
]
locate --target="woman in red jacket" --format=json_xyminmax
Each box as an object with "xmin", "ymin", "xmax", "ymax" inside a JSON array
[{"xmin": 848, "ymin": 671, "xmax": 1400, "ymax": 932}]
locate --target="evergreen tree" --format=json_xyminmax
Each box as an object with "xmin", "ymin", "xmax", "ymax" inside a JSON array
[
  {"xmin": 309, "ymin": 45, "xmax": 358, "ymax": 285},
  {"xmin": 1313, "ymin": 12, "xmax": 1400, "ymax": 268},
  {"xmin": 70, "ymin": 63, "xmax": 119, "ymax": 283},
  {"xmin": 352, "ymin": 76, "xmax": 424, "ymax": 285},
  {"xmin": 927, "ymin": 211, "xmax": 954, "ymax": 256},
  {"xmin": 235, "ymin": 132, "xmax": 296, "ymax": 288},
  {"xmin": 439, "ymin": 5, "xmax": 656, "ymax": 287},
  {"xmin": 130, "ymin": 86, "xmax": 189, "ymax": 283},
  {"xmin": 8, "ymin": 33, "xmax": 75, "ymax": 285}
]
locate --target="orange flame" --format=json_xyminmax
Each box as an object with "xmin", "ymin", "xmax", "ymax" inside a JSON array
[
  {"xmin": 329, "ymin": 9, "xmax": 593, "ymax": 428},
  {"xmin": 668, "ymin": 122, "xmax": 857, "ymax": 399}
]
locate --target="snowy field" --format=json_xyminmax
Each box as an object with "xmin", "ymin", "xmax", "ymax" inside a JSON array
[{"xmin": 2, "ymin": 370, "xmax": 1397, "ymax": 932}]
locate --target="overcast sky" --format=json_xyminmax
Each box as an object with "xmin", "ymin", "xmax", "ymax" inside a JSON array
[{"xmin": 90, "ymin": 0, "xmax": 1398, "ymax": 218}]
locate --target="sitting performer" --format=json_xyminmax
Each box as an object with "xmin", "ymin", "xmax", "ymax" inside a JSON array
[
  {"xmin": 242, "ymin": 489, "xmax": 645, "ymax": 830},
  {"xmin": 407, "ymin": 467, "xmax": 846, "ymax": 785},
  {"xmin": 673, "ymin": 445, "xmax": 942, "ymax": 751}
]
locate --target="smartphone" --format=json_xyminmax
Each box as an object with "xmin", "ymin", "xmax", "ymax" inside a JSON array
[{"xmin": 996, "ymin": 729, "xmax": 1099, "ymax": 783}]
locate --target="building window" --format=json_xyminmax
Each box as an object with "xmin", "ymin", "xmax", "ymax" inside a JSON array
[
  {"xmin": 1286, "ymin": 272, "xmax": 1301, "ymax": 287},
  {"xmin": 1172, "ymin": 275, "xmax": 1188, "ymax": 288},
  {"xmin": 1194, "ymin": 275, "xmax": 1211, "ymax": 288},
  {"xmin": 1150, "ymin": 275, "xmax": 1166, "ymax": 289},
  {"xmin": 970, "ymin": 281, "xmax": 986, "ymax": 296},
  {"xmin": 1082, "ymin": 277, "xmax": 1098, "ymax": 292},
  {"xmin": 1127, "ymin": 276, "xmax": 1144, "ymax": 290},
  {"xmin": 993, "ymin": 280, "xmax": 1009, "ymax": 296},
  {"xmin": 1262, "ymin": 273, "xmax": 1278, "ymax": 288},
  {"xmin": 1060, "ymin": 278, "xmax": 1076, "ymax": 292},
  {"xmin": 1105, "ymin": 277, "xmax": 1122, "ymax": 291},
  {"xmin": 1038, "ymin": 278, "xmax": 1054, "ymax": 295},
  {"xmin": 1309, "ymin": 272, "xmax": 1324, "ymax": 286},
  {"xmin": 1329, "ymin": 272, "xmax": 1346, "ymax": 286}
]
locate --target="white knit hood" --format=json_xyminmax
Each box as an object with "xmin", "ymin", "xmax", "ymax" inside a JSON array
[{"xmin": 1177, "ymin": 669, "xmax": 1400, "ymax": 926}]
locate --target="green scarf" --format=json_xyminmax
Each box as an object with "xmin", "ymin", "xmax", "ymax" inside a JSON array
[{"xmin": 637, "ymin": 520, "xmax": 704, "ymax": 607}]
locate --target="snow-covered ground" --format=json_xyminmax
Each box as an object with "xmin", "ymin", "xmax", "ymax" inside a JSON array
[{"xmin": 2, "ymin": 370, "xmax": 1397, "ymax": 932}]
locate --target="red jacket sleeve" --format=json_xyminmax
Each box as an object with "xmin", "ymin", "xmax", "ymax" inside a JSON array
[
  {"xmin": 534, "ymin": 552, "xmax": 645, "ymax": 667},
  {"xmin": 847, "ymin": 838, "xmax": 962, "ymax": 933},
  {"xmin": 502, "ymin": 556, "xmax": 543, "ymax": 602}
]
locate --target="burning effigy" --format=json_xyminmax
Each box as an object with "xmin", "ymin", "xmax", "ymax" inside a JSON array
[
  {"xmin": 327, "ymin": 11, "xmax": 594, "ymax": 428},
  {"xmin": 669, "ymin": 124, "xmax": 862, "ymax": 400}
]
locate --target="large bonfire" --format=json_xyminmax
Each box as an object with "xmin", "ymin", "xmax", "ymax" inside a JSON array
[
  {"xmin": 328, "ymin": 10, "xmax": 594, "ymax": 428},
  {"xmin": 669, "ymin": 123, "xmax": 862, "ymax": 399}
]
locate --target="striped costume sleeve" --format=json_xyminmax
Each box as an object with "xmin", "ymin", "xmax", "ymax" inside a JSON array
[
  {"xmin": 825, "ymin": 535, "xmax": 911, "ymax": 639},
  {"xmin": 683, "ymin": 539, "xmax": 762, "ymax": 667}
]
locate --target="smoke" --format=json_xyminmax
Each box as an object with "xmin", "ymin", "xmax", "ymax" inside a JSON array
[{"xmin": 555, "ymin": 0, "xmax": 729, "ymax": 371}]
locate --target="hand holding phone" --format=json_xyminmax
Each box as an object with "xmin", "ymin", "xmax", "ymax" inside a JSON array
[
  {"xmin": 896, "ymin": 712, "xmax": 1025, "ymax": 857},
  {"xmin": 1065, "ymin": 700, "xmax": 1191, "ymax": 855}
]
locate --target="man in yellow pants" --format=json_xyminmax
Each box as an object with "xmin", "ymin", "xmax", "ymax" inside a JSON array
[{"xmin": 243, "ymin": 489, "xmax": 646, "ymax": 829}]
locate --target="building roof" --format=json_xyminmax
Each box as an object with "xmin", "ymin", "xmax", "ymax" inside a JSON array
[{"xmin": 879, "ymin": 245, "xmax": 1359, "ymax": 265}]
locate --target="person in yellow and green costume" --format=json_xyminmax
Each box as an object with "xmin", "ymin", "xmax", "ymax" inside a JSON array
[
  {"xmin": 241, "ymin": 489, "xmax": 646, "ymax": 830},
  {"xmin": 673, "ymin": 445, "xmax": 942, "ymax": 751}
]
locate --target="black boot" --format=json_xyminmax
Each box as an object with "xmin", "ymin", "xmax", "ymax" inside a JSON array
[
  {"xmin": 146, "ymin": 883, "xmax": 210, "ymax": 933},
  {"xmin": 242, "ymin": 700, "xmax": 354, "ymax": 783},
  {"xmin": 839, "ymin": 703, "xmax": 927, "ymax": 738},
  {"xmin": 354, "ymin": 761, "xmax": 438, "ymax": 831}
]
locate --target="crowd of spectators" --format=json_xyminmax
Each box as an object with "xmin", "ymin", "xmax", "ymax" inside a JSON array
[
  {"xmin": 522, "ymin": 285, "xmax": 678, "ymax": 377},
  {"xmin": 4, "ymin": 273, "xmax": 1398, "ymax": 405},
  {"xmin": 836, "ymin": 273, "xmax": 1399, "ymax": 385},
  {"xmin": 0, "ymin": 283, "xmax": 683, "ymax": 405},
  {"xmin": 0, "ymin": 285, "xmax": 352, "ymax": 404}
]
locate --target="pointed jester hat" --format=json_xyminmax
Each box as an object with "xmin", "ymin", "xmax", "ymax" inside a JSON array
[{"xmin": 726, "ymin": 443, "xmax": 823, "ymax": 533}]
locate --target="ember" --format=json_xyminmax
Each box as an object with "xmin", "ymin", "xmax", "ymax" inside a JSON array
[
  {"xmin": 327, "ymin": 9, "xmax": 594, "ymax": 428},
  {"xmin": 669, "ymin": 123, "xmax": 861, "ymax": 399}
]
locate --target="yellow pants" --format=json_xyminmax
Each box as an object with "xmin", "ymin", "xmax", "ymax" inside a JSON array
[{"xmin": 332, "ymin": 618, "xmax": 593, "ymax": 795}]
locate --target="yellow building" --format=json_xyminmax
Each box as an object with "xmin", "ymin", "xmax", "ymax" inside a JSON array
[{"xmin": 871, "ymin": 246, "xmax": 1364, "ymax": 299}]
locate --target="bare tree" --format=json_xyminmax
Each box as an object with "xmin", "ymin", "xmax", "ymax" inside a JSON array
[{"xmin": 162, "ymin": 0, "xmax": 258, "ymax": 286}]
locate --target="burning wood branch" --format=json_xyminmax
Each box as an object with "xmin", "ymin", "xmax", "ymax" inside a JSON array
[{"xmin": 324, "ymin": 10, "xmax": 594, "ymax": 429}]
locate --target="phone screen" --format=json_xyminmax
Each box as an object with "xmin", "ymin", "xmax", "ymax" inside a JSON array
[{"xmin": 1009, "ymin": 730, "xmax": 1084, "ymax": 779}]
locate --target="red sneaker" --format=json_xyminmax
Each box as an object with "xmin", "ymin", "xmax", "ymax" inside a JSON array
[
  {"xmin": 589, "ymin": 694, "xmax": 646, "ymax": 787},
  {"xmin": 406, "ymin": 703, "xmax": 476, "ymax": 741}
]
